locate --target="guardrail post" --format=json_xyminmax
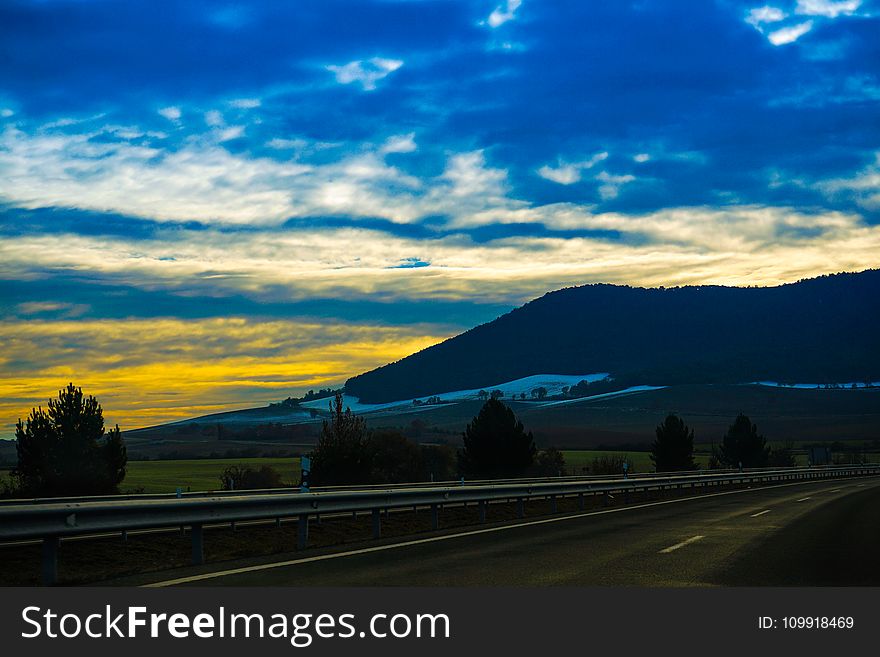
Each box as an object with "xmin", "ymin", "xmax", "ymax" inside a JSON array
[
  {"xmin": 297, "ymin": 513, "xmax": 309, "ymax": 550},
  {"xmin": 479, "ymin": 500, "xmax": 487, "ymax": 523},
  {"xmin": 372, "ymin": 508, "xmax": 381, "ymax": 539},
  {"xmin": 41, "ymin": 536, "xmax": 59, "ymax": 586},
  {"xmin": 191, "ymin": 523, "xmax": 204, "ymax": 566},
  {"xmin": 550, "ymin": 495, "xmax": 558, "ymax": 513},
  {"xmin": 578, "ymin": 493, "xmax": 585, "ymax": 511},
  {"xmin": 430, "ymin": 503, "xmax": 439, "ymax": 530},
  {"xmin": 516, "ymin": 497, "xmax": 525, "ymax": 518},
  {"xmin": 603, "ymin": 491, "xmax": 610, "ymax": 507}
]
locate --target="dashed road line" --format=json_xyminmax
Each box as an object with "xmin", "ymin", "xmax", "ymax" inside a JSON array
[
  {"xmin": 659, "ymin": 535, "xmax": 705, "ymax": 554},
  {"xmin": 750, "ymin": 509, "xmax": 771, "ymax": 517},
  {"xmin": 142, "ymin": 475, "xmax": 880, "ymax": 587},
  {"xmin": 796, "ymin": 497, "xmax": 811, "ymax": 502}
]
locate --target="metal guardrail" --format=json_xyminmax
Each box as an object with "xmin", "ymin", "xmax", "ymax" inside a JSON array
[
  {"xmin": 1, "ymin": 464, "xmax": 877, "ymax": 585},
  {"xmin": 0, "ymin": 465, "xmax": 801, "ymax": 506}
]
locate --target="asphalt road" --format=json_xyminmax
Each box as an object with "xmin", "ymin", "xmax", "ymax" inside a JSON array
[{"xmin": 146, "ymin": 476, "xmax": 880, "ymax": 587}]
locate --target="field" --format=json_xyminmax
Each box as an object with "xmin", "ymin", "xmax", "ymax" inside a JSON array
[
  {"xmin": 3, "ymin": 446, "xmax": 879, "ymax": 495},
  {"xmin": 0, "ymin": 457, "xmax": 301, "ymax": 495}
]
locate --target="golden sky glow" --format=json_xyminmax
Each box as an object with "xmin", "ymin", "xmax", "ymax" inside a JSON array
[{"xmin": 0, "ymin": 318, "xmax": 446, "ymax": 436}]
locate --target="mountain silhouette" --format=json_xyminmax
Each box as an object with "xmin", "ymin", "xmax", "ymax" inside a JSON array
[{"xmin": 345, "ymin": 270, "xmax": 880, "ymax": 403}]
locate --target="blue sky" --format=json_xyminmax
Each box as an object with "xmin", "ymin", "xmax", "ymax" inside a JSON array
[{"xmin": 1, "ymin": 0, "xmax": 879, "ymax": 431}]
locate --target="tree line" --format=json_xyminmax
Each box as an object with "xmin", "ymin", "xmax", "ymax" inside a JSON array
[
  {"xmin": 651, "ymin": 412, "xmax": 794, "ymax": 471},
  {"xmin": 3, "ymin": 384, "xmax": 802, "ymax": 498}
]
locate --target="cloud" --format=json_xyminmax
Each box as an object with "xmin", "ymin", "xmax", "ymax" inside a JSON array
[
  {"xmin": 380, "ymin": 133, "xmax": 417, "ymax": 154},
  {"xmin": 746, "ymin": 6, "xmax": 787, "ymax": 28},
  {"xmin": 487, "ymin": 0, "xmax": 522, "ymax": 28},
  {"xmin": 0, "ymin": 317, "xmax": 447, "ymax": 434},
  {"xmin": 767, "ymin": 20, "xmax": 814, "ymax": 45},
  {"xmin": 537, "ymin": 152, "xmax": 608, "ymax": 185},
  {"xmin": 818, "ymin": 151, "xmax": 880, "ymax": 209},
  {"xmin": 15, "ymin": 301, "xmax": 89, "ymax": 318},
  {"xmin": 595, "ymin": 171, "xmax": 636, "ymax": 199},
  {"xmin": 633, "ymin": 153, "xmax": 651, "ymax": 163},
  {"xmin": 229, "ymin": 98, "xmax": 261, "ymax": 109},
  {"xmin": 216, "ymin": 125, "xmax": 245, "ymax": 141},
  {"xmin": 204, "ymin": 110, "xmax": 224, "ymax": 127},
  {"xmin": 326, "ymin": 57, "xmax": 404, "ymax": 91},
  {"xmin": 157, "ymin": 106, "xmax": 181, "ymax": 121},
  {"xmin": 747, "ymin": 0, "xmax": 864, "ymax": 46},
  {"xmin": 795, "ymin": 0, "xmax": 861, "ymax": 18},
  {"xmin": 537, "ymin": 163, "xmax": 581, "ymax": 185}
]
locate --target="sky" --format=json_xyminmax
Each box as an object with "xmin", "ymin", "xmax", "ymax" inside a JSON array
[{"xmin": 1, "ymin": 0, "xmax": 879, "ymax": 436}]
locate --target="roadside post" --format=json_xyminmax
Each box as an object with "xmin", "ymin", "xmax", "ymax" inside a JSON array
[{"xmin": 300, "ymin": 456, "xmax": 311, "ymax": 492}]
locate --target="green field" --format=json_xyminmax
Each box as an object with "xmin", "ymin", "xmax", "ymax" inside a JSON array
[
  {"xmin": 3, "ymin": 447, "xmax": 878, "ymax": 495},
  {"xmin": 1, "ymin": 457, "xmax": 302, "ymax": 495},
  {"xmin": 560, "ymin": 450, "xmax": 711, "ymax": 474}
]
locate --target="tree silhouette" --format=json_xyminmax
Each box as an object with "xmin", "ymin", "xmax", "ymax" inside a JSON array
[
  {"xmin": 459, "ymin": 399, "xmax": 536, "ymax": 478},
  {"xmin": 650, "ymin": 414, "xmax": 697, "ymax": 472},
  {"xmin": 366, "ymin": 429, "xmax": 423, "ymax": 484},
  {"xmin": 310, "ymin": 392, "xmax": 370, "ymax": 485},
  {"xmin": 13, "ymin": 383, "xmax": 127, "ymax": 496},
  {"xmin": 719, "ymin": 413, "xmax": 769, "ymax": 468}
]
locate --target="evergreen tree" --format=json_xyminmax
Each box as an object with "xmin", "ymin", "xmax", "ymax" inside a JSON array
[
  {"xmin": 13, "ymin": 383, "xmax": 127, "ymax": 496},
  {"xmin": 459, "ymin": 399, "xmax": 536, "ymax": 478},
  {"xmin": 650, "ymin": 414, "xmax": 697, "ymax": 472},
  {"xmin": 719, "ymin": 413, "xmax": 769, "ymax": 468},
  {"xmin": 310, "ymin": 392, "xmax": 370, "ymax": 485}
]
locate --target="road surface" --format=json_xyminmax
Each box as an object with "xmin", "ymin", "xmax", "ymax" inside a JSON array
[{"xmin": 144, "ymin": 476, "xmax": 880, "ymax": 586}]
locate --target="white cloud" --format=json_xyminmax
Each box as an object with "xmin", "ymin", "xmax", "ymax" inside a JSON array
[
  {"xmin": 538, "ymin": 163, "xmax": 582, "ymax": 185},
  {"xmin": 266, "ymin": 137, "xmax": 309, "ymax": 150},
  {"xmin": 326, "ymin": 57, "xmax": 404, "ymax": 91},
  {"xmin": 205, "ymin": 110, "xmax": 224, "ymax": 127},
  {"xmin": 1, "ymin": 108, "xmax": 14, "ymax": 118},
  {"xmin": 537, "ymin": 152, "xmax": 608, "ymax": 185},
  {"xmin": 767, "ymin": 20, "xmax": 814, "ymax": 45},
  {"xmin": 158, "ymin": 106, "xmax": 182, "ymax": 121},
  {"xmin": 216, "ymin": 125, "xmax": 245, "ymax": 142},
  {"xmin": 380, "ymin": 133, "xmax": 417, "ymax": 154},
  {"xmin": 595, "ymin": 171, "xmax": 636, "ymax": 200},
  {"xmin": 229, "ymin": 98, "xmax": 261, "ymax": 109},
  {"xmin": 3, "ymin": 206, "xmax": 879, "ymax": 307},
  {"xmin": 819, "ymin": 152, "xmax": 880, "ymax": 209},
  {"xmin": 633, "ymin": 153, "xmax": 651, "ymax": 163},
  {"xmin": 487, "ymin": 0, "xmax": 522, "ymax": 28},
  {"xmin": 795, "ymin": 0, "xmax": 861, "ymax": 18},
  {"xmin": 746, "ymin": 5, "xmax": 787, "ymax": 28},
  {"xmin": 747, "ymin": 0, "xmax": 864, "ymax": 46}
]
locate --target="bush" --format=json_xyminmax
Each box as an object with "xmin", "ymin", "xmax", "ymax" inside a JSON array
[
  {"xmin": 590, "ymin": 455, "xmax": 633, "ymax": 476},
  {"xmin": 220, "ymin": 464, "xmax": 285, "ymax": 490},
  {"xmin": 767, "ymin": 442, "xmax": 797, "ymax": 467},
  {"xmin": 530, "ymin": 447, "xmax": 566, "ymax": 476},
  {"xmin": 366, "ymin": 429, "xmax": 423, "ymax": 484}
]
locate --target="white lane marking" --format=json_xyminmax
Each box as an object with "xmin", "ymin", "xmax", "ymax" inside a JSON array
[
  {"xmin": 143, "ymin": 475, "xmax": 880, "ymax": 587},
  {"xmin": 826, "ymin": 488, "xmax": 842, "ymax": 493},
  {"xmin": 659, "ymin": 535, "xmax": 705, "ymax": 554},
  {"xmin": 750, "ymin": 509, "xmax": 771, "ymax": 517},
  {"xmin": 856, "ymin": 484, "xmax": 866, "ymax": 487},
  {"xmin": 796, "ymin": 497, "xmax": 811, "ymax": 502}
]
